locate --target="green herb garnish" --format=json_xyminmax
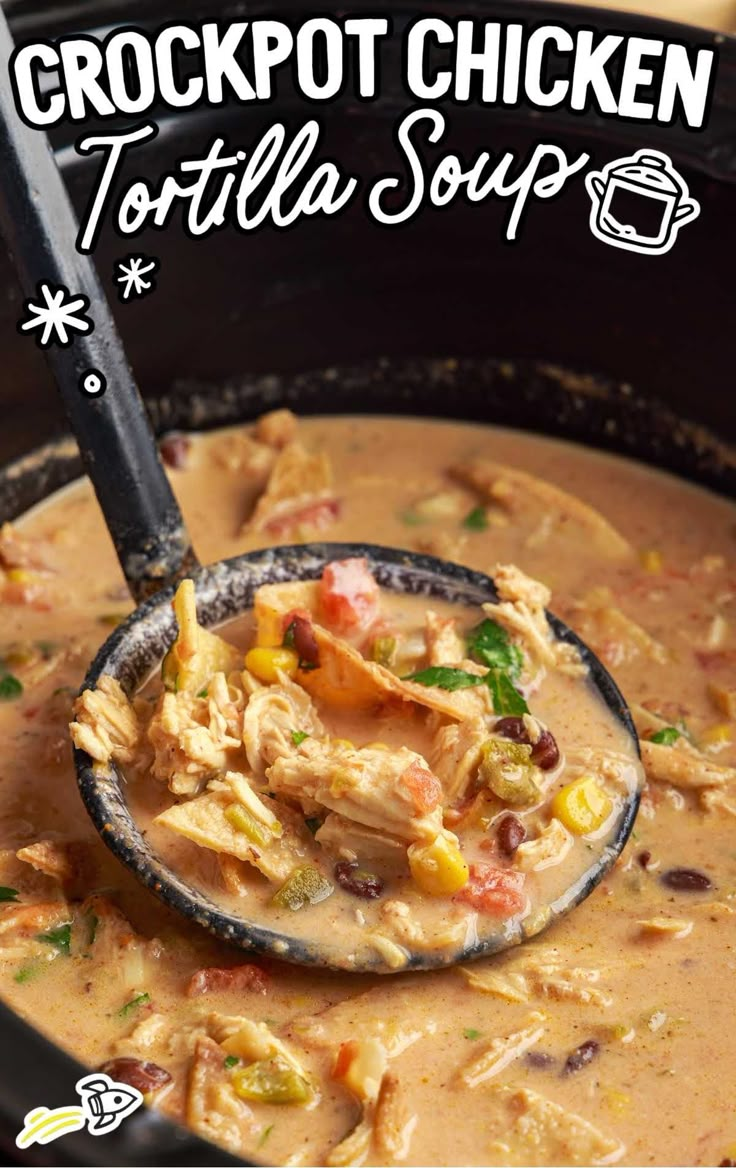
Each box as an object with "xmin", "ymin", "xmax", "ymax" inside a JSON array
[
  {"xmin": 650, "ymin": 726, "xmax": 682, "ymax": 746},
  {"xmin": 197, "ymin": 688, "xmax": 209, "ymax": 699},
  {"xmin": 466, "ymin": 619, "xmax": 523, "ymax": 679},
  {"xmin": 463, "ymin": 1027, "xmax": 482, "ymax": 1040},
  {"xmin": 224, "ymin": 1055, "xmax": 240, "ymax": 1069},
  {"xmin": 14, "ymin": 963, "xmax": 41, "ymax": 984},
  {"xmin": 407, "ymin": 663, "xmax": 529, "ymax": 715},
  {"xmin": 36, "ymin": 923, "xmax": 72, "ymax": 956},
  {"xmin": 118, "ymin": 991, "xmax": 151, "ymax": 1018},
  {"xmin": 291, "ymin": 730, "xmax": 309, "ymax": 747},
  {"xmin": 0, "ymin": 674, "xmax": 23, "ymax": 701},
  {"xmin": 462, "ymin": 506, "xmax": 488, "ymax": 531},
  {"xmin": 406, "ymin": 666, "xmax": 485, "ymax": 691},
  {"xmin": 282, "ymin": 620, "xmax": 297, "ymax": 649},
  {"xmin": 0, "ymin": 886, "xmax": 19, "ymax": 903},
  {"xmin": 485, "ymin": 670, "xmax": 529, "ymax": 716}
]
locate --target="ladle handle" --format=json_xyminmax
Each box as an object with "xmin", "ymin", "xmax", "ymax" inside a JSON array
[{"xmin": 0, "ymin": 12, "xmax": 198, "ymax": 602}]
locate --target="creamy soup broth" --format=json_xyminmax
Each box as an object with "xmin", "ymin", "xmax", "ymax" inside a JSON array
[{"xmin": 0, "ymin": 415, "xmax": 734, "ymax": 1166}]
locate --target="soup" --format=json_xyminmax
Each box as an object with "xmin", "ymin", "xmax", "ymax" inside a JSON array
[{"xmin": 1, "ymin": 413, "xmax": 734, "ymax": 1166}]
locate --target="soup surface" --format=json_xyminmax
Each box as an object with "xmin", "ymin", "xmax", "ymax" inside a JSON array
[{"xmin": 0, "ymin": 413, "xmax": 734, "ymax": 1166}]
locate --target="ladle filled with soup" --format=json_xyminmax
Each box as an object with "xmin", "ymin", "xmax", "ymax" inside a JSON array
[{"xmin": 0, "ymin": 412, "xmax": 734, "ymax": 1166}]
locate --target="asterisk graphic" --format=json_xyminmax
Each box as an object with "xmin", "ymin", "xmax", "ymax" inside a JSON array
[
  {"xmin": 114, "ymin": 254, "xmax": 159, "ymax": 302},
  {"xmin": 18, "ymin": 282, "xmax": 93, "ymax": 349}
]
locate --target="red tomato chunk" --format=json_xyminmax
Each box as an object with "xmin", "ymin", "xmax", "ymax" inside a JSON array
[
  {"xmin": 186, "ymin": 964, "xmax": 269, "ymax": 996},
  {"xmin": 319, "ymin": 558, "xmax": 380, "ymax": 632},
  {"xmin": 456, "ymin": 863, "xmax": 526, "ymax": 917},
  {"xmin": 401, "ymin": 762, "xmax": 443, "ymax": 815}
]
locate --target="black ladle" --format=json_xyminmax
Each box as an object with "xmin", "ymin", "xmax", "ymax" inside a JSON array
[{"xmin": 0, "ymin": 12, "xmax": 642, "ymax": 974}]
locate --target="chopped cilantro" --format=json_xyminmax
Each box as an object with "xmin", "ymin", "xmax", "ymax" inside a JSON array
[
  {"xmin": 14, "ymin": 963, "xmax": 40, "ymax": 984},
  {"xmin": 650, "ymin": 726, "xmax": 682, "ymax": 746},
  {"xmin": 406, "ymin": 666, "xmax": 485, "ymax": 691},
  {"xmin": 197, "ymin": 688, "xmax": 209, "ymax": 699},
  {"xmin": 118, "ymin": 991, "xmax": 151, "ymax": 1018},
  {"xmin": 36, "ymin": 922, "xmax": 72, "ymax": 956},
  {"xmin": 0, "ymin": 886, "xmax": 19, "ymax": 903},
  {"xmin": 462, "ymin": 506, "xmax": 489, "ymax": 532},
  {"xmin": 224, "ymin": 1055, "xmax": 240, "ymax": 1069},
  {"xmin": 407, "ymin": 663, "xmax": 529, "ymax": 715},
  {"xmin": 282, "ymin": 620, "xmax": 296, "ymax": 649},
  {"xmin": 291, "ymin": 730, "xmax": 309, "ymax": 746},
  {"xmin": 463, "ymin": 1028, "xmax": 482, "ymax": 1040},
  {"xmin": 466, "ymin": 619, "xmax": 523, "ymax": 679},
  {"xmin": 0, "ymin": 673, "xmax": 23, "ymax": 701},
  {"xmin": 485, "ymin": 670, "xmax": 529, "ymax": 716}
]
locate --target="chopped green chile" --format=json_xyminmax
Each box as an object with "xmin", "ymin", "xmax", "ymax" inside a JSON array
[
  {"xmin": 291, "ymin": 729, "xmax": 309, "ymax": 747},
  {"xmin": 480, "ymin": 739, "xmax": 541, "ymax": 806},
  {"xmin": 272, "ymin": 866, "xmax": 334, "ymax": 911},
  {"xmin": 225, "ymin": 803, "xmax": 275, "ymax": 850},
  {"xmin": 371, "ymin": 635, "xmax": 397, "ymax": 667},
  {"xmin": 232, "ymin": 1058, "xmax": 312, "ymax": 1105}
]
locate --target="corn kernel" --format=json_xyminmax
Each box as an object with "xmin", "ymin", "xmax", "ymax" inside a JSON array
[
  {"xmin": 640, "ymin": 548, "xmax": 663, "ymax": 573},
  {"xmin": 245, "ymin": 646, "xmax": 299, "ymax": 683},
  {"xmin": 408, "ymin": 834, "xmax": 469, "ymax": 897},
  {"xmin": 551, "ymin": 776, "xmax": 613, "ymax": 835},
  {"xmin": 7, "ymin": 568, "xmax": 34, "ymax": 584},
  {"xmin": 700, "ymin": 722, "xmax": 734, "ymax": 748}
]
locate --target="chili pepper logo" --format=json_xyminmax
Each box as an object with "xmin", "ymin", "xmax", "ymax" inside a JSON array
[{"xmin": 15, "ymin": 1072, "xmax": 143, "ymax": 1149}]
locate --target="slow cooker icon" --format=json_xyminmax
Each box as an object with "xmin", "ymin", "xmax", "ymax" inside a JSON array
[{"xmin": 585, "ymin": 149, "xmax": 700, "ymax": 256}]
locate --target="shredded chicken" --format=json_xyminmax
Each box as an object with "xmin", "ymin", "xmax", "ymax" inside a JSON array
[
  {"xmin": 147, "ymin": 680, "xmax": 244, "ymax": 795},
  {"xmin": 186, "ymin": 1035, "xmax": 256, "ymax": 1154},
  {"xmin": 516, "ymin": 818, "xmax": 572, "ymax": 872},
  {"xmin": 16, "ymin": 839, "xmax": 95, "ymax": 897},
  {"xmin": 486, "ymin": 1085, "xmax": 625, "ymax": 1165},
  {"xmin": 485, "ymin": 564, "xmax": 586, "ymax": 677},
  {"xmin": 449, "ymin": 458, "xmax": 632, "ymax": 559},
  {"xmin": 633, "ymin": 707, "xmax": 736, "ymax": 789},
  {"xmin": 243, "ymin": 675, "xmax": 324, "ymax": 776},
  {"xmin": 267, "ymin": 741, "xmax": 448, "ymax": 844},
  {"xmin": 69, "ymin": 675, "xmax": 141, "ymax": 766},
  {"xmin": 571, "ymin": 587, "xmax": 668, "ymax": 667},
  {"xmin": 291, "ymin": 989, "xmax": 435, "ymax": 1059},
  {"xmin": 460, "ymin": 1014, "xmax": 546, "ymax": 1087},
  {"xmin": 430, "ymin": 717, "xmax": 487, "ymax": 804},
  {"xmin": 314, "ymin": 814, "xmax": 407, "ymax": 866},
  {"xmin": 424, "ymin": 611, "xmax": 465, "ymax": 666},
  {"xmin": 254, "ymin": 407, "xmax": 298, "ymax": 449}
]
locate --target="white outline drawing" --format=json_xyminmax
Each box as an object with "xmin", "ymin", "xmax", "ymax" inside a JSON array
[
  {"xmin": 585, "ymin": 149, "xmax": 700, "ymax": 256},
  {"xmin": 17, "ymin": 280, "xmax": 94, "ymax": 348},
  {"xmin": 114, "ymin": 253, "xmax": 159, "ymax": 302},
  {"xmin": 15, "ymin": 1072, "xmax": 143, "ymax": 1149}
]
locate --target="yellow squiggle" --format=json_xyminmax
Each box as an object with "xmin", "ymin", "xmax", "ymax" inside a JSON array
[{"xmin": 16, "ymin": 1106, "xmax": 85, "ymax": 1148}]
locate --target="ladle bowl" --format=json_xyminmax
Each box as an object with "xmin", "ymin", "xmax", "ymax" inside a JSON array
[{"xmin": 75, "ymin": 541, "xmax": 642, "ymax": 974}]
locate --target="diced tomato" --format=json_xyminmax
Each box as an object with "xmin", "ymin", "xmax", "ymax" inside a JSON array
[
  {"xmin": 332, "ymin": 1040, "xmax": 359, "ymax": 1081},
  {"xmin": 401, "ymin": 762, "xmax": 442, "ymax": 815},
  {"xmin": 186, "ymin": 964, "xmax": 269, "ymax": 997},
  {"xmin": 265, "ymin": 498, "xmax": 340, "ymax": 538},
  {"xmin": 319, "ymin": 557, "xmax": 380, "ymax": 632},
  {"xmin": 455, "ymin": 863, "xmax": 526, "ymax": 918}
]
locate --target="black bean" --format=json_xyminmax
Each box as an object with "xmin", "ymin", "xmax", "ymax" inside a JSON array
[
  {"xmin": 99, "ymin": 1057, "xmax": 172, "ymax": 1093},
  {"xmin": 563, "ymin": 1039, "xmax": 599, "ymax": 1075},
  {"xmin": 660, "ymin": 867, "xmax": 712, "ymax": 892},
  {"xmin": 290, "ymin": 616, "xmax": 320, "ymax": 666},
  {"xmin": 637, "ymin": 850, "xmax": 652, "ymax": 869},
  {"xmin": 494, "ymin": 717, "xmax": 559, "ymax": 770},
  {"xmin": 497, "ymin": 813, "xmax": 527, "ymax": 856},
  {"xmin": 525, "ymin": 1050, "xmax": 555, "ymax": 1069},
  {"xmin": 159, "ymin": 434, "xmax": 190, "ymax": 469},
  {"xmin": 334, "ymin": 860, "xmax": 384, "ymax": 900}
]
